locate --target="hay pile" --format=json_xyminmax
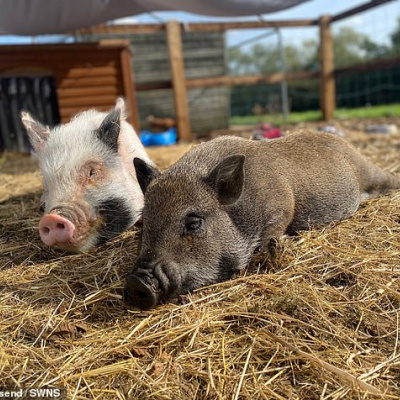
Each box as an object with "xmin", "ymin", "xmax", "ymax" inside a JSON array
[{"xmin": 0, "ymin": 123, "xmax": 399, "ymax": 399}]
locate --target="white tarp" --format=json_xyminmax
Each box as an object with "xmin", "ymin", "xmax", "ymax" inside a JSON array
[{"xmin": 0, "ymin": 0, "xmax": 309, "ymax": 35}]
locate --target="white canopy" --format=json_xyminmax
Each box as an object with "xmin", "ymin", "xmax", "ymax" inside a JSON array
[{"xmin": 0, "ymin": 0, "xmax": 309, "ymax": 35}]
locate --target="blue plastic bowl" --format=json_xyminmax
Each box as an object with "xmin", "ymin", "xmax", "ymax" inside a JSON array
[{"xmin": 140, "ymin": 127, "xmax": 177, "ymax": 147}]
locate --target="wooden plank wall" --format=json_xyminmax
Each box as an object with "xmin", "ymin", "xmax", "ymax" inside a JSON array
[
  {"xmin": 85, "ymin": 31, "xmax": 230, "ymax": 136},
  {"xmin": 0, "ymin": 42, "xmax": 137, "ymax": 127},
  {"xmin": 138, "ymin": 31, "xmax": 229, "ymax": 136}
]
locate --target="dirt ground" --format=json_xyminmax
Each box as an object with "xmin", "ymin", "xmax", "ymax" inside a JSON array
[{"xmin": 0, "ymin": 119, "xmax": 399, "ymax": 399}]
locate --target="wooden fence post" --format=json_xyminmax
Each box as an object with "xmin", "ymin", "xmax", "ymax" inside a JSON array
[
  {"xmin": 166, "ymin": 20, "xmax": 192, "ymax": 141},
  {"xmin": 120, "ymin": 46, "xmax": 140, "ymax": 133},
  {"xmin": 319, "ymin": 15, "xmax": 336, "ymax": 121}
]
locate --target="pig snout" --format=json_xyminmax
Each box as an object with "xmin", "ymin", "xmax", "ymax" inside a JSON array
[
  {"xmin": 39, "ymin": 214, "xmax": 75, "ymax": 247},
  {"xmin": 124, "ymin": 273, "xmax": 160, "ymax": 310},
  {"xmin": 37, "ymin": 202, "xmax": 93, "ymax": 251},
  {"xmin": 124, "ymin": 257, "xmax": 184, "ymax": 309}
]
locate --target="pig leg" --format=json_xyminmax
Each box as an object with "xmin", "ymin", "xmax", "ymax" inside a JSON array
[
  {"xmin": 359, "ymin": 163, "xmax": 400, "ymax": 200},
  {"xmin": 258, "ymin": 222, "xmax": 292, "ymax": 258},
  {"xmin": 336, "ymin": 140, "xmax": 400, "ymax": 199},
  {"xmin": 259, "ymin": 194, "xmax": 295, "ymax": 252},
  {"xmin": 265, "ymin": 238, "xmax": 280, "ymax": 259}
]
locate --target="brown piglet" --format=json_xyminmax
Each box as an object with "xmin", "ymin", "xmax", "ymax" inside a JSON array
[{"xmin": 125, "ymin": 132, "xmax": 400, "ymax": 309}]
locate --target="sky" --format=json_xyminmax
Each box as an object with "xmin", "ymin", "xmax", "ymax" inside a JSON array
[
  {"xmin": 120, "ymin": 0, "xmax": 400, "ymax": 48},
  {"xmin": 0, "ymin": 0, "xmax": 399, "ymax": 48}
]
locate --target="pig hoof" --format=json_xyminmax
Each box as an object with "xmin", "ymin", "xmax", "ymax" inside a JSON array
[{"xmin": 124, "ymin": 275, "xmax": 159, "ymax": 310}]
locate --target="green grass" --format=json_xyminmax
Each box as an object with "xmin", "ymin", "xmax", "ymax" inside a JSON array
[
  {"xmin": 229, "ymin": 103, "xmax": 400, "ymax": 126},
  {"xmin": 335, "ymin": 103, "xmax": 400, "ymax": 119}
]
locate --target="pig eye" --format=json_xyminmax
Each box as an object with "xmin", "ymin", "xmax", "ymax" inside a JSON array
[
  {"xmin": 184, "ymin": 214, "xmax": 203, "ymax": 235},
  {"xmin": 79, "ymin": 161, "xmax": 104, "ymax": 185}
]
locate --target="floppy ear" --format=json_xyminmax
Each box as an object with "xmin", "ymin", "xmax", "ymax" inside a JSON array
[
  {"xmin": 133, "ymin": 158, "xmax": 160, "ymax": 194},
  {"xmin": 96, "ymin": 107, "xmax": 121, "ymax": 153},
  {"xmin": 205, "ymin": 155, "xmax": 245, "ymax": 205},
  {"xmin": 21, "ymin": 111, "xmax": 50, "ymax": 152}
]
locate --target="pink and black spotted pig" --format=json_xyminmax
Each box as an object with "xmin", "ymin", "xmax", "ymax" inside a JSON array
[{"xmin": 22, "ymin": 98, "xmax": 153, "ymax": 252}]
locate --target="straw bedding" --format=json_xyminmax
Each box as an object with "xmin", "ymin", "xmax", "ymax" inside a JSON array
[{"xmin": 0, "ymin": 121, "xmax": 399, "ymax": 399}]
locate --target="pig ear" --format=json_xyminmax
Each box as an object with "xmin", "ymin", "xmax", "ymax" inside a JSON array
[
  {"xmin": 133, "ymin": 158, "xmax": 160, "ymax": 194},
  {"xmin": 115, "ymin": 97, "xmax": 127, "ymax": 120},
  {"xmin": 21, "ymin": 111, "xmax": 50, "ymax": 151},
  {"xmin": 205, "ymin": 155, "xmax": 245, "ymax": 205},
  {"xmin": 96, "ymin": 108, "xmax": 121, "ymax": 153}
]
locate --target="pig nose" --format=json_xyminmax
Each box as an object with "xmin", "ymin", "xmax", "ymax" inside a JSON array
[
  {"xmin": 38, "ymin": 214, "xmax": 75, "ymax": 246},
  {"xmin": 124, "ymin": 274, "xmax": 160, "ymax": 310}
]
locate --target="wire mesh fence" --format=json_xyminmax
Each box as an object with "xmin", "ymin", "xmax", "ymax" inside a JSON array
[
  {"xmin": 333, "ymin": 0, "xmax": 400, "ymax": 110},
  {"xmin": 227, "ymin": 25, "xmax": 320, "ymax": 122},
  {"xmin": 226, "ymin": 0, "xmax": 400, "ymax": 125}
]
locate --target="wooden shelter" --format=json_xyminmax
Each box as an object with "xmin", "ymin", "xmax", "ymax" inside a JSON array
[{"xmin": 0, "ymin": 41, "xmax": 137, "ymax": 152}]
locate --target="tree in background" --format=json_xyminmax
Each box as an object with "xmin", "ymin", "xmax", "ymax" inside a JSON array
[
  {"xmin": 229, "ymin": 21, "xmax": 400, "ymax": 75},
  {"xmin": 390, "ymin": 17, "xmax": 400, "ymax": 54},
  {"xmin": 229, "ymin": 40, "xmax": 317, "ymax": 75}
]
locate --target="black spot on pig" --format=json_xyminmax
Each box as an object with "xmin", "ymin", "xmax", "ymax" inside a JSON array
[
  {"xmin": 96, "ymin": 108, "xmax": 121, "ymax": 153},
  {"xmin": 97, "ymin": 198, "xmax": 133, "ymax": 245}
]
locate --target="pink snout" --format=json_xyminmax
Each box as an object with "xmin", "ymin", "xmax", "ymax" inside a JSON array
[{"xmin": 39, "ymin": 214, "xmax": 75, "ymax": 247}]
